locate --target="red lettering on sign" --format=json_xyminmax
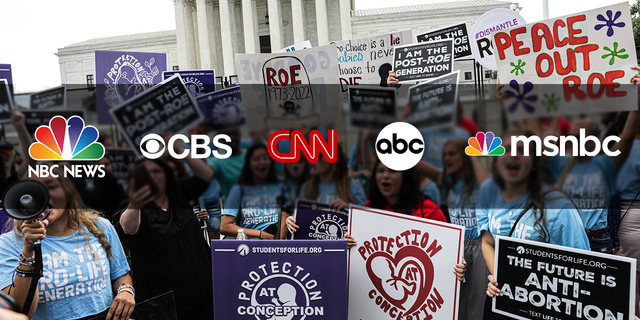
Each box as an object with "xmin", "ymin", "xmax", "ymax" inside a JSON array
[
  {"xmin": 587, "ymin": 73, "xmax": 606, "ymax": 99},
  {"xmin": 553, "ymin": 20, "xmax": 569, "ymax": 47},
  {"xmin": 536, "ymin": 53, "xmax": 554, "ymax": 77},
  {"xmin": 290, "ymin": 65, "xmax": 301, "ymax": 84},
  {"xmin": 494, "ymin": 32, "xmax": 511, "ymax": 60},
  {"xmin": 511, "ymin": 27, "xmax": 530, "ymax": 56},
  {"xmin": 554, "ymin": 49, "xmax": 577, "ymax": 76},
  {"xmin": 563, "ymin": 76, "xmax": 586, "ymax": 101},
  {"xmin": 532, "ymin": 23, "xmax": 554, "ymax": 52},
  {"xmin": 574, "ymin": 44, "xmax": 599, "ymax": 71},
  {"xmin": 567, "ymin": 15, "xmax": 588, "ymax": 45},
  {"xmin": 605, "ymin": 70, "xmax": 626, "ymax": 97},
  {"xmin": 266, "ymin": 68, "xmax": 277, "ymax": 86}
]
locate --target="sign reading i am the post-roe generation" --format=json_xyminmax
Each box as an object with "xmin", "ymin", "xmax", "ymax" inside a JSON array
[
  {"xmin": 416, "ymin": 23, "xmax": 472, "ymax": 59},
  {"xmin": 211, "ymin": 240, "xmax": 348, "ymax": 320},
  {"xmin": 392, "ymin": 39, "xmax": 454, "ymax": 83},
  {"xmin": 493, "ymin": 236, "xmax": 636, "ymax": 320}
]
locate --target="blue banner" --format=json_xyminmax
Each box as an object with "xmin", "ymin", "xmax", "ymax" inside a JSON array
[
  {"xmin": 292, "ymin": 200, "xmax": 349, "ymax": 240},
  {"xmin": 211, "ymin": 240, "xmax": 348, "ymax": 320},
  {"xmin": 197, "ymin": 85, "xmax": 245, "ymax": 130},
  {"xmin": 0, "ymin": 64, "xmax": 13, "ymax": 98},
  {"xmin": 163, "ymin": 69, "xmax": 215, "ymax": 97}
]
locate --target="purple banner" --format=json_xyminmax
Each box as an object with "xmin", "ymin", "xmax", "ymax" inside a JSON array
[
  {"xmin": 292, "ymin": 200, "xmax": 349, "ymax": 240},
  {"xmin": 162, "ymin": 69, "xmax": 215, "ymax": 97},
  {"xmin": 95, "ymin": 50, "xmax": 166, "ymax": 124},
  {"xmin": 196, "ymin": 85, "xmax": 245, "ymax": 130},
  {"xmin": 211, "ymin": 240, "xmax": 348, "ymax": 320},
  {"xmin": 0, "ymin": 64, "xmax": 13, "ymax": 98}
]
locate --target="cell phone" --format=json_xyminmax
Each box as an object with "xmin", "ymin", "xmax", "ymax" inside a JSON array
[{"xmin": 130, "ymin": 163, "xmax": 160, "ymax": 196}]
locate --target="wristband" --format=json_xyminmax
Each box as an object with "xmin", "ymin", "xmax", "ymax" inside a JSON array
[
  {"xmin": 118, "ymin": 287, "xmax": 135, "ymax": 299},
  {"xmin": 15, "ymin": 267, "xmax": 34, "ymax": 277},
  {"xmin": 259, "ymin": 231, "xmax": 263, "ymax": 239}
]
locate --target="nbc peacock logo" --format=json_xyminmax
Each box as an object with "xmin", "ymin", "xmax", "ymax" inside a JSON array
[
  {"xmin": 29, "ymin": 116, "xmax": 105, "ymax": 160},
  {"xmin": 465, "ymin": 132, "xmax": 505, "ymax": 156}
]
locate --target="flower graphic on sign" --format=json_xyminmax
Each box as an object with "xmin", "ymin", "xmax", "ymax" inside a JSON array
[
  {"xmin": 602, "ymin": 42, "xmax": 629, "ymax": 65},
  {"xmin": 509, "ymin": 59, "xmax": 526, "ymax": 76},
  {"xmin": 506, "ymin": 80, "xmax": 537, "ymax": 114},
  {"xmin": 595, "ymin": 10, "xmax": 626, "ymax": 37},
  {"xmin": 541, "ymin": 93, "xmax": 560, "ymax": 113}
]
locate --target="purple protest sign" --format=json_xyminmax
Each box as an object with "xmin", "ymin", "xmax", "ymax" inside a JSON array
[
  {"xmin": 292, "ymin": 200, "xmax": 349, "ymax": 240},
  {"xmin": 211, "ymin": 240, "xmax": 348, "ymax": 320},
  {"xmin": 162, "ymin": 69, "xmax": 215, "ymax": 97},
  {"xmin": 0, "ymin": 64, "xmax": 13, "ymax": 98},
  {"xmin": 95, "ymin": 50, "xmax": 166, "ymax": 124},
  {"xmin": 196, "ymin": 85, "xmax": 245, "ymax": 130}
]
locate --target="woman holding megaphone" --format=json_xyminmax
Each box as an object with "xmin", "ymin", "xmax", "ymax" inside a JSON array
[{"xmin": 0, "ymin": 166, "xmax": 134, "ymax": 320}]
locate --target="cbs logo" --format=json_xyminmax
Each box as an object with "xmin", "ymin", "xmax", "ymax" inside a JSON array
[
  {"xmin": 375, "ymin": 122, "xmax": 424, "ymax": 171},
  {"xmin": 140, "ymin": 133, "xmax": 232, "ymax": 159}
]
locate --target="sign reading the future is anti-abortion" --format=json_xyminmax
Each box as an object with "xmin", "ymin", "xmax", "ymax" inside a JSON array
[
  {"xmin": 494, "ymin": 3, "xmax": 638, "ymax": 121},
  {"xmin": 332, "ymin": 31, "xmax": 413, "ymax": 94},
  {"xmin": 235, "ymin": 45, "xmax": 340, "ymax": 130},
  {"xmin": 162, "ymin": 70, "xmax": 215, "ymax": 97},
  {"xmin": 406, "ymin": 71, "xmax": 459, "ymax": 130},
  {"xmin": 95, "ymin": 50, "xmax": 167, "ymax": 124},
  {"xmin": 30, "ymin": 86, "xmax": 66, "ymax": 110},
  {"xmin": 211, "ymin": 240, "xmax": 348, "ymax": 320},
  {"xmin": 348, "ymin": 206, "xmax": 464, "ymax": 320},
  {"xmin": 493, "ymin": 236, "xmax": 636, "ymax": 320},
  {"xmin": 291, "ymin": 200, "xmax": 349, "ymax": 240}
]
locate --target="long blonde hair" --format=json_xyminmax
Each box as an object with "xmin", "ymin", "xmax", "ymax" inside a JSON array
[{"xmin": 13, "ymin": 166, "xmax": 113, "ymax": 258}]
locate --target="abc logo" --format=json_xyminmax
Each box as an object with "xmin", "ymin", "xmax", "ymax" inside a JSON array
[{"xmin": 375, "ymin": 122, "xmax": 424, "ymax": 171}]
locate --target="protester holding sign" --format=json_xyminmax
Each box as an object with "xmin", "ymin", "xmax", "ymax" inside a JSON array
[
  {"xmin": 477, "ymin": 131, "xmax": 590, "ymax": 317},
  {"xmin": 221, "ymin": 143, "xmax": 288, "ymax": 239},
  {"xmin": 3, "ymin": 108, "xmax": 35, "ymax": 185},
  {"xmin": 117, "ymin": 136, "xmax": 214, "ymax": 319},
  {"xmin": 415, "ymin": 139, "xmax": 490, "ymax": 320},
  {"xmin": 0, "ymin": 169, "xmax": 134, "ymax": 320}
]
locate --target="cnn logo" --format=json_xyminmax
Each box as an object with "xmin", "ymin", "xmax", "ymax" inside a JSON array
[{"xmin": 267, "ymin": 130, "xmax": 337, "ymax": 163}]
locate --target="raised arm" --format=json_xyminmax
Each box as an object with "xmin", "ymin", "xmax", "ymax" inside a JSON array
[
  {"xmin": 162, "ymin": 132, "xmax": 214, "ymax": 183},
  {"xmin": 414, "ymin": 159, "xmax": 441, "ymax": 182},
  {"xmin": 360, "ymin": 127, "xmax": 377, "ymax": 172},
  {"xmin": 470, "ymin": 156, "xmax": 489, "ymax": 184},
  {"xmin": 10, "ymin": 108, "xmax": 35, "ymax": 179},
  {"xmin": 119, "ymin": 183, "xmax": 155, "ymax": 235}
]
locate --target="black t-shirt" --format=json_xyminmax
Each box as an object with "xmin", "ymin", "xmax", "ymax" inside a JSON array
[
  {"xmin": 72, "ymin": 170, "xmax": 125, "ymax": 221},
  {"xmin": 117, "ymin": 176, "xmax": 211, "ymax": 312}
]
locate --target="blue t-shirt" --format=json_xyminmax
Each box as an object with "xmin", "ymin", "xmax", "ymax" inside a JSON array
[
  {"xmin": 548, "ymin": 155, "xmax": 618, "ymax": 231},
  {"xmin": 421, "ymin": 127, "xmax": 469, "ymax": 170},
  {"xmin": 222, "ymin": 183, "xmax": 288, "ymax": 231},
  {"xmin": 0, "ymin": 218, "xmax": 130, "ymax": 320},
  {"xmin": 616, "ymin": 139, "xmax": 640, "ymax": 202},
  {"xmin": 476, "ymin": 180, "xmax": 589, "ymax": 250},
  {"xmin": 201, "ymin": 178, "xmax": 222, "ymax": 232},
  {"xmin": 208, "ymin": 151, "xmax": 246, "ymax": 198},
  {"xmin": 299, "ymin": 179, "xmax": 367, "ymax": 205},
  {"xmin": 422, "ymin": 181, "xmax": 441, "ymax": 206},
  {"xmin": 442, "ymin": 180, "xmax": 480, "ymax": 240}
]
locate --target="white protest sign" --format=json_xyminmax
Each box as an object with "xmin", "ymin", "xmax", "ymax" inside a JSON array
[
  {"xmin": 494, "ymin": 2, "xmax": 638, "ymax": 121},
  {"xmin": 348, "ymin": 206, "xmax": 464, "ymax": 320},
  {"xmin": 470, "ymin": 8, "xmax": 526, "ymax": 70},
  {"xmin": 332, "ymin": 31, "xmax": 413, "ymax": 95},
  {"xmin": 276, "ymin": 40, "xmax": 312, "ymax": 53},
  {"xmin": 392, "ymin": 40, "xmax": 455, "ymax": 83},
  {"xmin": 235, "ymin": 44, "xmax": 340, "ymax": 130}
]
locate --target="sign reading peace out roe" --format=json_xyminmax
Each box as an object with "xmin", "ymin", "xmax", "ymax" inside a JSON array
[
  {"xmin": 348, "ymin": 206, "xmax": 464, "ymax": 320},
  {"xmin": 494, "ymin": 3, "xmax": 638, "ymax": 121},
  {"xmin": 493, "ymin": 236, "xmax": 636, "ymax": 320},
  {"xmin": 392, "ymin": 39, "xmax": 454, "ymax": 83},
  {"xmin": 211, "ymin": 240, "xmax": 348, "ymax": 320},
  {"xmin": 109, "ymin": 74, "xmax": 203, "ymax": 156},
  {"xmin": 291, "ymin": 200, "xmax": 349, "ymax": 240}
]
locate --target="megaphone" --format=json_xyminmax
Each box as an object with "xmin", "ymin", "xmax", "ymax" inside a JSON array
[{"xmin": 1, "ymin": 180, "xmax": 50, "ymax": 221}]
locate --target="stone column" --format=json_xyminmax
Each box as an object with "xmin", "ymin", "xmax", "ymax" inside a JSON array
[
  {"xmin": 252, "ymin": 0, "xmax": 260, "ymax": 51},
  {"xmin": 183, "ymin": 0, "xmax": 197, "ymax": 69},
  {"xmin": 196, "ymin": 0, "xmax": 212, "ymax": 68},
  {"xmin": 219, "ymin": 0, "xmax": 236, "ymax": 75},
  {"xmin": 339, "ymin": 0, "xmax": 352, "ymax": 40},
  {"xmin": 205, "ymin": 0, "xmax": 219, "ymax": 71},
  {"xmin": 174, "ymin": 0, "xmax": 189, "ymax": 69},
  {"xmin": 291, "ymin": 0, "xmax": 305, "ymax": 44},
  {"xmin": 191, "ymin": 3, "xmax": 201, "ymax": 68},
  {"xmin": 267, "ymin": 0, "xmax": 283, "ymax": 52},
  {"xmin": 242, "ymin": 0, "xmax": 257, "ymax": 53},
  {"xmin": 315, "ymin": 0, "xmax": 329, "ymax": 45}
]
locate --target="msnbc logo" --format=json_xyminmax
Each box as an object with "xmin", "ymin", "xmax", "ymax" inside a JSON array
[
  {"xmin": 29, "ymin": 116, "xmax": 105, "ymax": 160},
  {"xmin": 465, "ymin": 132, "xmax": 505, "ymax": 156}
]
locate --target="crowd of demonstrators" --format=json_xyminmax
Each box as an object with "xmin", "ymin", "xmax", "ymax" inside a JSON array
[
  {"xmin": 116, "ymin": 133, "xmax": 214, "ymax": 319},
  {"xmin": 0, "ymin": 167, "xmax": 134, "ymax": 320}
]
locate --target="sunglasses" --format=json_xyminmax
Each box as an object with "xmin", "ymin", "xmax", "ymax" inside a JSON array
[{"xmin": 0, "ymin": 149, "xmax": 14, "ymax": 157}]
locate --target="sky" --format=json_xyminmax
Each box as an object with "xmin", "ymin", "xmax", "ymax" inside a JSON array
[{"xmin": 0, "ymin": 0, "xmax": 634, "ymax": 93}]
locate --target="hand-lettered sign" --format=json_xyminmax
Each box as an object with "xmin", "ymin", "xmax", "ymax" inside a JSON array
[{"xmin": 494, "ymin": 3, "xmax": 638, "ymax": 121}]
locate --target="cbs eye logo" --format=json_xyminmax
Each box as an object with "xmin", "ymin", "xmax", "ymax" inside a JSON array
[
  {"xmin": 140, "ymin": 134, "xmax": 166, "ymax": 159},
  {"xmin": 375, "ymin": 122, "xmax": 424, "ymax": 171}
]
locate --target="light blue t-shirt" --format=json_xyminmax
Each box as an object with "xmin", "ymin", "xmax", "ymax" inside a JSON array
[
  {"xmin": 442, "ymin": 180, "xmax": 480, "ymax": 240},
  {"xmin": 422, "ymin": 181, "xmax": 441, "ymax": 206},
  {"xmin": 616, "ymin": 139, "xmax": 640, "ymax": 202},
  {"xmin": 421, "ymin": 127, "xmax": 469, "ymax": 170},
  {"xmin": 202, "ymin": 178, "xmax": 222, "ymax": 232},
  {"xmin": 0, "ymin": 218, "xmax": 130, "ymax": 320},
  {"xmin": 222, "ymin": 183, "xmax": 288, "ymax": 231},
  {"xmin": 299, "ymin": 179, "xmax": 367, "ymax": 205},
  {"xmin": 208, "ymin": 151, "xmax": 246, "ymax": 198},
  {"xmin": 476, "ymin": 180, "xmax": 589, "ymax": 250},
  {"xmin": 548, "ymin": 155, "xmax": 618, "ymax": 231}
]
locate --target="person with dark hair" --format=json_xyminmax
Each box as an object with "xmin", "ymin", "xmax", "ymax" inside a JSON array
[
  {"xmin": 478, "ymin": 131, "xmax": 589, "ymax": 318},
  {"xmin": 163, "ymin": 157, "xmax": 189, "ymax": 179},
  {"xmin": 220, "ymin": 143, "xmax": 286, "ymax": 239},
  {"xmin": 117, "ymin": 136, "xmax": 214, "ymax": 320},
  {"xmin": 0, "ymin": 167, "xmax": 134, "ymax": 319}
]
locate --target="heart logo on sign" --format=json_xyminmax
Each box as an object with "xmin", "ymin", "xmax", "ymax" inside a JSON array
[{"xmin": 365, "ymin": 246, "xmax": 434, "ymax": 316}]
